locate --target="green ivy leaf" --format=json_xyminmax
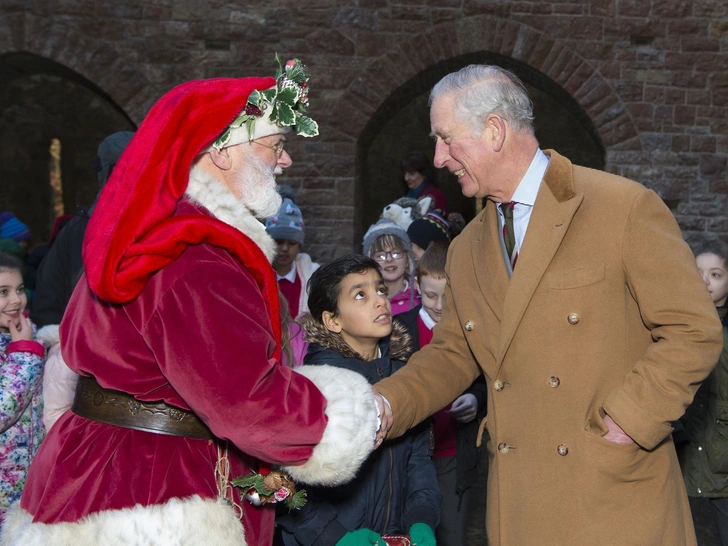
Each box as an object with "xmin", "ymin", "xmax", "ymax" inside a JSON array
[
  {"xmin": 246, "ymin": 118, "xmax": 256, "ymax": 141},
  {"xmin": 229, "ymin": 114, "xmax": 250, "ymax": 129},
  {"xmin": 247, "ymin": 90, "xmax": 262, "ymax": 107},
  {"xmin": 268, "ymin": 103, "xmax": 279, "ymax": 124},
  {"xmin": 295, "ymin": 115, "xmax": 319, "ymax": 137},
  {"xmin": 286, "ymin": 489, "xmax": 307, "ymax": 511},
  {"xmin": 213, "ymin": 128, "xmax": 231, "ymax": 151},
  {"xmin": 277, "ymin": 87, "xmax": 298, "ymax": 107},
  {"xmin": 286, "ymin": 64, "xmax": 308, "ymax": 84},
  {"xmin": 231, "ymin": 473, "xmax": 275, "ymax": 496},
  {"xmin": 261, "ymin": 88, "xmax": 277, "ymax": 103},
  {"xmin": 277, "ymin": 103, "xmax": 295, "ymax": 126},
  {"xmin": 275, "ymin": 52, "xmax": 283, "ymax": 80}
]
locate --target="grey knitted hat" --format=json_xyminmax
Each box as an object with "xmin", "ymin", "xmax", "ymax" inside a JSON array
[
  {"xmin": 265, "ymin": 197, "xmax": 305, "ymax": 244},
  {"xmin": 362, "ymin": 217, "xmax": 414, "ymax": 253}
]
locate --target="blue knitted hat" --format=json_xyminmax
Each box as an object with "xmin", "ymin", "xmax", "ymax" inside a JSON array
[
  {"xmin": 0, "ymin": 212, "xmax": 31, "ymax": 243},
  {"xmin": 265, "ymin": 197, "xmax": 305, "ymax": 244}
]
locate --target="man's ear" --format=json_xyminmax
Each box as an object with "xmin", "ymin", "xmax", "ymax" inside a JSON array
[
  {"xmin": 322, "ymin": 310, "xmax": 342, "ymax": 334},
  {"xmin": 208, "ymin": 147, "xmax": 233, "ymax": 171},
  {"xmin": 485, "ymin": 114, "xmax": 507, "ymax": 153}
]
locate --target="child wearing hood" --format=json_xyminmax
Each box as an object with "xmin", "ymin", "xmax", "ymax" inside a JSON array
[{"xmin": 280, "ymin": 254, "xmax": 440, "ymax": 546}]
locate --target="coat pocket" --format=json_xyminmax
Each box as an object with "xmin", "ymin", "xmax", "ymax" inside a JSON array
[
  {"xmin": 707, "ymin": 400, "xmax": 728, "ymax": 474},
  {"xmin": 546, "ymin": 262, "xmax": 605, "ymax": 290}
]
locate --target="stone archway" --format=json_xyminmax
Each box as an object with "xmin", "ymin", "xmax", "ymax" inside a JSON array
[
  {"xmin": 0, "ymin": 13, "xmax": 154, "ymax": 123},
  {"xmin": 0, "ymin": 52, "xmax": 137, "ymax": 243},
  {"xmin": 0, "ymin": 14, "xmax": 154, "ymax": 243},
  {"xmin": 333, "ymin": 14, "xmax": 641, "ymax": 243}
]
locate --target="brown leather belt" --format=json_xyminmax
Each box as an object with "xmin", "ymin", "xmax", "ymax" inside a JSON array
[{"xmin": 72, "ymin": 375, "xmax": 214, "ymax": 440}]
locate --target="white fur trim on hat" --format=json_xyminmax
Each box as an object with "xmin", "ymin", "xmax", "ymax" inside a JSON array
[
  {"xmin": 0, "ymin": 496, "xmax": 245, "ymax": 546},
  {"xmin": 214, "ymin": 114, "xmax": 288, "ymax": 151},
  {"xmin": 279, "ymin": 364, "xmax": 377, "ymax": 487}
]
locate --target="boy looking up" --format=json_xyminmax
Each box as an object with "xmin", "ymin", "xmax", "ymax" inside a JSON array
[{"xmin": 281, "ymin": 254, "xmax": 440, "ymax": 546}]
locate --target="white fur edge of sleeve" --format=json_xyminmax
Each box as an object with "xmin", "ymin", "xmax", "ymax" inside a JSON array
[
  {"xmin": 36, "ymin": 324, "xmax": 60, "ymax": 347},
  {"xmin": 279, "ymin": 364, "xmax": 377, "ymax": 487}
]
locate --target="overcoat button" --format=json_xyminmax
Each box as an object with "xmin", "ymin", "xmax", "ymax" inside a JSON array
[
  {"xmin": 464, "ymin": 321, "xmax": 474, "ymax": 331},
  {"xmin": 498, "ymin": 443, "xmax": 510, "ymax": 454},
  {"xmin": 567, "ymin": 313, "xmax": 580, "ymax": 325},
  {"xmin": 557, "ymin": 444, "xmax": 569, "ymax": 456},
  {"xmin": 494, "ymin": 380, "xmax": 504, "ymax": 392},
  {"xmin": 549, "ymin": 376, "xmax": 560, "ymax": 388}
]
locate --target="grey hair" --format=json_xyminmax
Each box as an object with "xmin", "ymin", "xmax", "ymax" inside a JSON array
[{"xmin": 429, "ymin": 64, "xmax": 535, "ymax": 135}]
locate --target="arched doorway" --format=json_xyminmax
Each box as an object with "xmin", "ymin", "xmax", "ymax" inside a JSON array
[
  {"xmin": 356, "ymin": 52, "xmax": 606, "ymax": 243},
  {"xmin": 0, "ymin": 52, "xmax": 136, "ymax": 244}
]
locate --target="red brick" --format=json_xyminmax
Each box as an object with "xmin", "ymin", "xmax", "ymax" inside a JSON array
[
  {"xmin": 674, "ymin": 105, "xmax": 696, "ymax": 124},
  {"xmin": 682, "ymin": 38, "xmax": 720, "ymax": 52},
  {"xmin": 672, "ymin": 135, "xmax": 691, "ymax": 152},
  {"xmin": 691, "ymin": 135, "xmax": 717, "ymax": 153}
]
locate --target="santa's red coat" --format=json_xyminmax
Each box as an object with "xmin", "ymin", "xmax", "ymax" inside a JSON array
[{"xmin": 21, "ymin": 201, "xmax": 328, "ymax": 545}]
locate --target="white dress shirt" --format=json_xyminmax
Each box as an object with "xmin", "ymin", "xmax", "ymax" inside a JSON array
[
  {"xmin": 276, "ymin": 260, "xmax": 297, "ymax": 282},
  {"xmin": 496, "ymin": 149, "xmax": 550, "ymax": 259}
]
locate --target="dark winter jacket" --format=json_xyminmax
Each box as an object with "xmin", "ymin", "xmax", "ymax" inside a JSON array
[
  {"xmin": 396, "ymin": 306, "xmax": 487, "ymax": 505},
  {"xmin": 679, "ymin": 305, "xmax": 728, "ymax": 498},
  {"xmin": 278, "ymin": 314, "xmax": 441, "ymax": 546},
  {"xmin": 31, "ymin": 214, "xmax": 89, "ymax": 327}
]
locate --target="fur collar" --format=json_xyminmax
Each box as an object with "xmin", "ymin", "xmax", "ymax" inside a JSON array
[
  {"xmin": 184, "ymin": 166, "xmax": 276, "ymax": 263},
  {"xmin": 298, "ymin": 313, "xmax": 412, "ymax": 362}
]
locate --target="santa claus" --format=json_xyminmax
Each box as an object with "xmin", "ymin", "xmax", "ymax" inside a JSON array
[{"xmin": 1, "ymin": 58, "xmax": 379, "ymax": 545}]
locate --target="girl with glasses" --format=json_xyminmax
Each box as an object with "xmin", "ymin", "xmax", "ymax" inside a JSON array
[{"xmin": 362, "ymin": 218, "xmax": 420, "ymax": 316}]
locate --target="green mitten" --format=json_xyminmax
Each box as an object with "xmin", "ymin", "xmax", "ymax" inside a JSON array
[
  {"xmin": 335, "ymin": 528, "xmax": 387, "ymax": 546},
  {"xmin": 409, "ymin": 523, "xmax": 436, "ymax": 546}
]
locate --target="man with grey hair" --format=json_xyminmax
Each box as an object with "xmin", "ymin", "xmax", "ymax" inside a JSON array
[{"xmin": 374, "ymin": 64, "xmax": 722, "ymax": 545}]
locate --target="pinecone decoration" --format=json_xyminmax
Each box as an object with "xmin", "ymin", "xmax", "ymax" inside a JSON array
[
  {"xmin": 258, "ymin": 471, "xmax": 296, "ymax": 504},
  {"xmin": 263, "ymin": 473, "xmax": 283, "ymax": 491},
  {"xmin": 279, "ymin": 77, "xmax": 309, "ymax": 105}
]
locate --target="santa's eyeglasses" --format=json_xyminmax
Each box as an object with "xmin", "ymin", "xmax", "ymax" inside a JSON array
[{"xmin": 251, "ymin": 139, "xmax": 285, "ymax": 157}]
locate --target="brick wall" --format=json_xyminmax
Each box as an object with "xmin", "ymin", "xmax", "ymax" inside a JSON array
[{"xmin": 1, "ymin": 0, "xmax": 726, "ymax": 258}]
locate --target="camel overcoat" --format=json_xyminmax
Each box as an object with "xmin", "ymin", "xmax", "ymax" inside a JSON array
[{"xmin": 376, "ymin": 150, "xmax": 723, "ymax": 545}]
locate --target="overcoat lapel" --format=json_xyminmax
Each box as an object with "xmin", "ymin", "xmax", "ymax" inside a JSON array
[
  {"xmin": 495, "ymin": 150, "xmax": 583, "ymax": 369},
  {"xmin": 471, "ymin": 203, "xmax": 510, "ymax": 323}
]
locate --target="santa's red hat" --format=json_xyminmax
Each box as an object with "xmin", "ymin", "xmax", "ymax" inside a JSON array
[{"xmin": 83, "ymin": 76, "xmax": 282, "ymax": 354}]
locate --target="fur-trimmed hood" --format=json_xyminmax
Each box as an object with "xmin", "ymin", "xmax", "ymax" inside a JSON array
[{"xmin": 298, "ymin": 313, "xmax": 412, "ymax": 363}]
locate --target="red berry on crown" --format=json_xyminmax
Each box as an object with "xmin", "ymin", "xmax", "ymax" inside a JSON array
[{"xmin": 245, "ymin": 104, "xmax": 262, "ymax": 116}]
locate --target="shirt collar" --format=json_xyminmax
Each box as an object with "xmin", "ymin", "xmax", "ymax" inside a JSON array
[
  {"xmin": 277, "ymin": 260, "xmax": 297, "ymax": 282},
  {"xmin": 510, "ymin": 148, "xmax": 550, "ymax": 206},
  {"xmin": 418, "ymin": 306, "xmax": 437, "ymax": 330}
]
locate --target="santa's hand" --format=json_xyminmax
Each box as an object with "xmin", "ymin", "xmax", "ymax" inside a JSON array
[
  {"xmin": 9, "ymin": 315, "xmax": 33, "ymax": 342},
  {"xmin": 448, "ymin": 393, "xmax": 477, "ymax": 423},
  {"xmin": 372, "ymin": 387, "xmax": 392, "ymax": 448}
]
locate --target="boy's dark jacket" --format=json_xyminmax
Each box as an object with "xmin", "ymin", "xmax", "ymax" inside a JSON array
[
  {"xmin": 395, "ymin": 305, "xmax": 488, "ymax": 505},
  {"xmin": 279, "ymin": 314, "xmax": 441, "ymax": 546}
]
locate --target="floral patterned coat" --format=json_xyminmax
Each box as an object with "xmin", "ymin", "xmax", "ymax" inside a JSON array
[{"xmin": 0, "ymin": 328, "xmax": 45, "ymax": 528}]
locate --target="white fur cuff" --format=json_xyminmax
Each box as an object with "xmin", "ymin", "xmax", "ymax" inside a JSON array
[
  {"xmin": 0, "ymin": 496, "xmax": 245, "ymax": 546},
  {"xmin": 280, "ymin": 365, "xmax": 378, "ymax": 487},
  {"xmin": 36, "ymin": 324, "xmax": 60, "ymax": 347}
]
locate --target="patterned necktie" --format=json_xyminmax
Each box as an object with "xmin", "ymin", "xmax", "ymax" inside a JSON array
[{"xmin": 501, "ymin": 201, "xmax": 518, "ymax": 269}]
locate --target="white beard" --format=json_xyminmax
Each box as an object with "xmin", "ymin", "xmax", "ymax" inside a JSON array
[
  {"xmin": 184, "ymin": 165, "xmax": 277, "ymax": 263},
  {"xmin": 234, "ymin": 151, "xmax": 283, "ymax": 219}
]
